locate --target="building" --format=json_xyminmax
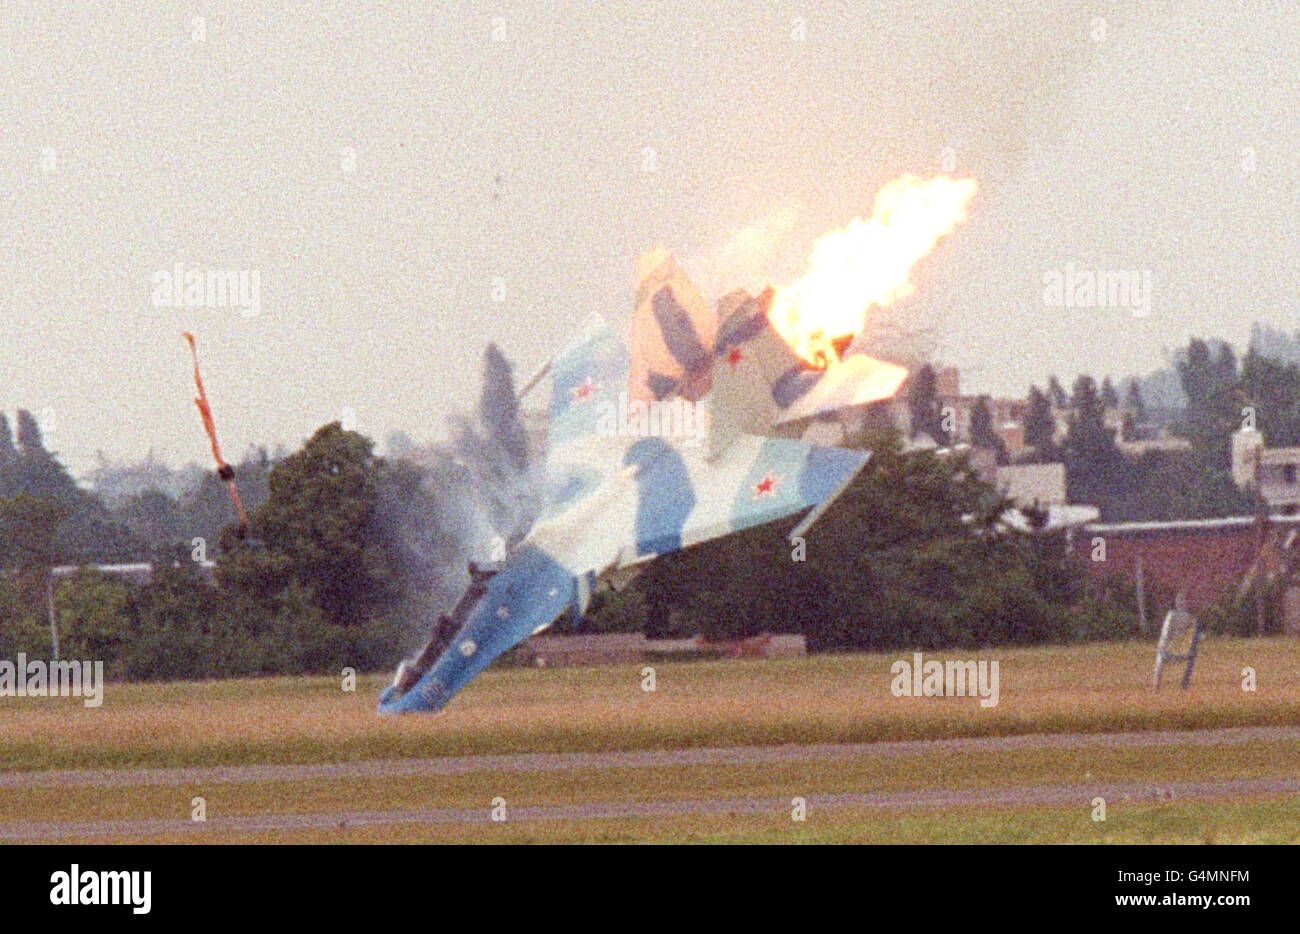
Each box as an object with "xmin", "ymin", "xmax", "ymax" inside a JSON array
[
  {"xmin": 1082, "ymin": 515, "xmax": 1300, "ymax": 632},
  {"xmin": 51, "ymin": 561, "xmax": 217, "ymax": 585},
  {"xmin": 1231, "ymin": 429, "xmax": 1300, "ymax": 513},
  {"xmin": 995, "ymin": 462, "xmax": 1066, "ymax": 507},
  {"xmin": 884, "ymin": 365, "xmax": 1030, "ymax": 451}
]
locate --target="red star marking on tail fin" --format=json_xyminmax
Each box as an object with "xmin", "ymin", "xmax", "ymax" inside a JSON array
[
  {"xmin": 726, "ymin": 346, "xmax": 743, "ymax": 370},
  {"xmin": 753, "ymin": 471, "xmax": 780, "ymax": 498},
  {"xmin": 570, "ymin": 376, "xmax": 598, "ymax": 401}
]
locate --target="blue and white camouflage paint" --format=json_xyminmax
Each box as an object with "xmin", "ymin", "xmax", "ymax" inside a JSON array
[{"xmin": 378, "ymin": 255, "xmax": 907, "ymax": 714}]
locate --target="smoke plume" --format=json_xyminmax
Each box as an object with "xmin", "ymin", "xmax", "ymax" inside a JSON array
[{"xmin": 375, "ymin": 343, "xmax": 542, "ymax": 642}]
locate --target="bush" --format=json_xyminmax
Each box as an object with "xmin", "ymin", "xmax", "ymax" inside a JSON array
[
  {"xmin": 53, "ymin": 570, "xmax": 134, "ymax": 670},
  {"xmin": 1068, "ymin": 594, "xmax": 1141, "ymax": 642},
  {"xmin": 580, "ymin": 587, "xmax": 648, "ymax": 634},
  {"xmin": 1200, "ymin": 589, "xmax": 1264, "ymax": 637}
]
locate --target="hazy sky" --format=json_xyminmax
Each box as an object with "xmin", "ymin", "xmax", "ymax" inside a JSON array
[{"xmin": 2, "ymin": 1, "xmax": 1297, "ymax": 475}]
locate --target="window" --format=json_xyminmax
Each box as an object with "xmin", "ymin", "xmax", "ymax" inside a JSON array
[{"xmin": 1285, "ymin": 465, "xmax": 1297, "ymax": 485}]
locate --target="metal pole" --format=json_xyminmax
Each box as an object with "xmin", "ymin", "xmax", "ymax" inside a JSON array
[
  {"xmin": 1135, "ymin": 554, "xmax": 1147, "ymax": 635},
  {"xmin": 517, "ymin": 359, "xmax": 552, "ymax": 401},
  {"xmin": 47, "ymin": 572, "xmax": 59, "ymax": 662}
]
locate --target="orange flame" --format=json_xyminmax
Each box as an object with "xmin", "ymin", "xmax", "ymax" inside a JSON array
[{"xmin": 769, "ymin": 175, "xmax": 977, "ymax": 366}]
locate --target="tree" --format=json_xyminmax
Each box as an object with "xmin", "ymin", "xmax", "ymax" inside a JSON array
[
  {"xmin": 179, "ymin": 450, "xmax": 272, "ymax": 546},
  {"xmin": 799, "ymin": 430, "xmax": 1072, "ymax": 651},
  {"xmin": 969, "ymin": 395, "xmax": 1006, "ymax": 462},
  {"xmin": 625, "ymin": 424, "xmax": 1111, "ymax": 654},
  {"xmin": 1178, "ymin": 338, "xmax": 1215, "ymax": 408},
  {"xmin": 53, "ymin": 570, "xmax": 134, "ymax": 667},
  {"xmin": 1175, "ymin": 338, "xmax": 1244, "ymax": 467},
  {"xmin": 1024, "ymin": 385, "xmax": 1056, "ymax": 458},
  {"xmin": 0, "ymin": 493, "xmax": 66, "ymax": 574},
  {"xmin": 3, "ymin": 409, "xmax": 78, "ymax": 509},
  {"xmin": 1064, "ymin": 376, "xmax": 1122, "ymax": 503},
  {"xmin": 119, "ymin": 489, "xmax": 185, "ymax": 556},
  {"xmin": 1240, "ymin": 347, "xmax": 1300, "ymax": 447},
  {"xmin": 1215, "ymin": 343, "xmax": 1238, "ymax": 388},
  {"xmin": 969, "ymin": 396, "xmax": 994, "ymax": 446},
  {"xmin": 1100, "ymin": 377, "xmax": 1119, "ymax": 409},
  {"xmin": 907, "ymin": 364, "xmax": 947, "ymax": 444},
  {"xmin": 121, "ymin": 567, "xmax": 267, "ymax": 680},
  {"xmin": 0, "ymin": 414, "xmax": 16, "ymax": 475},
  {"xmin": 1047, "ymin": 375, "xmax": 1068, "ymax": 408},
  {"xmin": 14, "ymin": 409, "xmax": 43, "ymax": 457},
  {"xmin": 1091, "ymin": 449, "xmax": 1258, "ymax": 522},
  {"xmin": 1126, "ymin": 381, "xmax": 1146, "ymax": 423},
  {"xmin": 217, "ymin": 423, "xmax": 401, "ymax": 630}
]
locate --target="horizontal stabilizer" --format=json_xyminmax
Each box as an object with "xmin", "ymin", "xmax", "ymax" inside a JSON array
[{"xmin": 775, "ymin": 353, "xmax": 908, "ymax": 425}]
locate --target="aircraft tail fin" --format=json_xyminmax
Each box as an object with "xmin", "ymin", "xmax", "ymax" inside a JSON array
[
  {"xmin": 707, "ymin": 289, "xmax": 908, "ymax": 458},
  {"xmin": 629, "ymin": 248, "xmax": 717, "ymax": 404}
]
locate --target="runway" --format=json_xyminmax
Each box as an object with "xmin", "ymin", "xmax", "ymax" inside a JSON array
[{"xmin": 4, "ymin": 726, "xmax": 1297, "ymax": 840}]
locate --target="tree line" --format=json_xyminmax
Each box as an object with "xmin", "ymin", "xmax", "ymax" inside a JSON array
[{"xmin": 3, "ymin": 333, "xmax": 1294, "ymax": 678}]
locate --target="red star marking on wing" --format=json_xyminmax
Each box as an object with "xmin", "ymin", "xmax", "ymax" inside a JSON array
[
  {"xmin": 570, "ymin": 377, "xmax": 598, "ymax": 401},
  {"xmin": 726, "ymin": 346, "xmax": 743, "ymax": 370},
  {"xmin": 753, "ymin": 471, "xmax": 780, "ymax": 498}
]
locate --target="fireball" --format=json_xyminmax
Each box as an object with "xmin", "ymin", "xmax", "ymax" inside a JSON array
[{"xmin": 769, "ymin": 175, "xmax": 977, "ymax": 366}]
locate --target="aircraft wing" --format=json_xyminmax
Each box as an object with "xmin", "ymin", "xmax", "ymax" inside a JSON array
[
  {"xmin": 524, "ymin": 429, "xmax": 869, "ymax": 584},
  {"xmin": 617, "ymin": 432, "xmax": 866, "ymax": 561}
]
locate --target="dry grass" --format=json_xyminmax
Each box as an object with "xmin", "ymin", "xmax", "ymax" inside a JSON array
[{"xmin": 2, "ymin": 636, "xmax": 1297, "ymax": 771}]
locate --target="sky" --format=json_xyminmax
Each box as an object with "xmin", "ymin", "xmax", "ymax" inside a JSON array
[{"xmin": 1, "ymin": 1, "xmax": 1297, "ymax": 476}]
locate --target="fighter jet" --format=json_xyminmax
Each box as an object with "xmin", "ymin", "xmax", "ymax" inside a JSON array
[{"xmin": 378, "ymin": 251, "xmax": 908, "ymax": 713}]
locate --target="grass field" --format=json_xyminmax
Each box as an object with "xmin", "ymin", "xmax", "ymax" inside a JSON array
[
  {"xmin": 3, "ymin": 636, "xmax": 1298, "ymax": 843},
  {"xmin": 3, "ymin": 636, "xmax": 1297, "ymax": 770},
  {"xmin": 56, "ymin": 799, "xmax": 1299, "ymax": 845}
]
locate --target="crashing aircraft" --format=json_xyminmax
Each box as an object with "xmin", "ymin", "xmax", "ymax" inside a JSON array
[{"xmin": 378, "ymin": 251, "xmax": 908, "ymax": 713}]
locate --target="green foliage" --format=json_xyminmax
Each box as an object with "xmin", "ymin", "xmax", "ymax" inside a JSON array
[
  {"xmin": 581, "ymin": 587, "xmax": 648, "ymax": 633},
  {"xmin": 0, "ymin": 408, "xmax": 146, "ymax": 567},
  {"xmin": 969, "ymin": 395, "xmax": 1006, "ymax": 462},
  {"xmin": 217, "ymin": 423, "xmax": 401, "ymax": 629},
  {"xmin": 1024, "ymin": 385, "xmax": 1056, "ymax": 458},
  {"xmin": 54, "ymin": 570, "xmax": 134, "ymax": 667},
  {"xmin": 177, "ymin": 451, "xmax": 272, "ymax": 548},
  {"xmin": 23, "ymin": 325, "xmax": 1300, "ymax": 688},
  {"xmin": 1047, "ymin": 375, "xmax": 1068, "ymax": 408},
  {"xmin": 1240, "ymin": 348, "xmax": 1300, "ymax": 447},
  {"xmin": 1126, "ymin": 380, "xmax": 1146, "ymax": 423},
  {"xmin": 628, "ymin": 429, "xmax": 1111, "ymax": 654},
  {"xmin": 1100, "ymin": 376, "xmax": 1120, "ymax": 410},
  {"xmin": 1064, "ymin": 375, "xmax": 1123, "ymax": 503},
  {"xmin": 0, "ymin": 494, "xmax": 66, "ymax": 572},
  {"xmin": 119, "ymin": 568, "xmax": 266, "ymax": 681},
  {"xmin": 1173, "ymin": 338, "xmax": 1242, "ymax": 468},
  {"xmin": 1197, "ymin": 580, "xmax": 1283, "ymax": 638},
  {"xmin": 906, "ymin": 364, "xmax": 948, "ymax": 444},
  {"xmin": 0, "ymin": 575, "xmax": 51, "ymax": 657},
  {"xmin": 1090, "ymin": 449, "xmax": 1258, "ymax": 521},
  {"xmin": 1068, "ymin": 592, "xmax": 1142, "ymax": 642}
]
